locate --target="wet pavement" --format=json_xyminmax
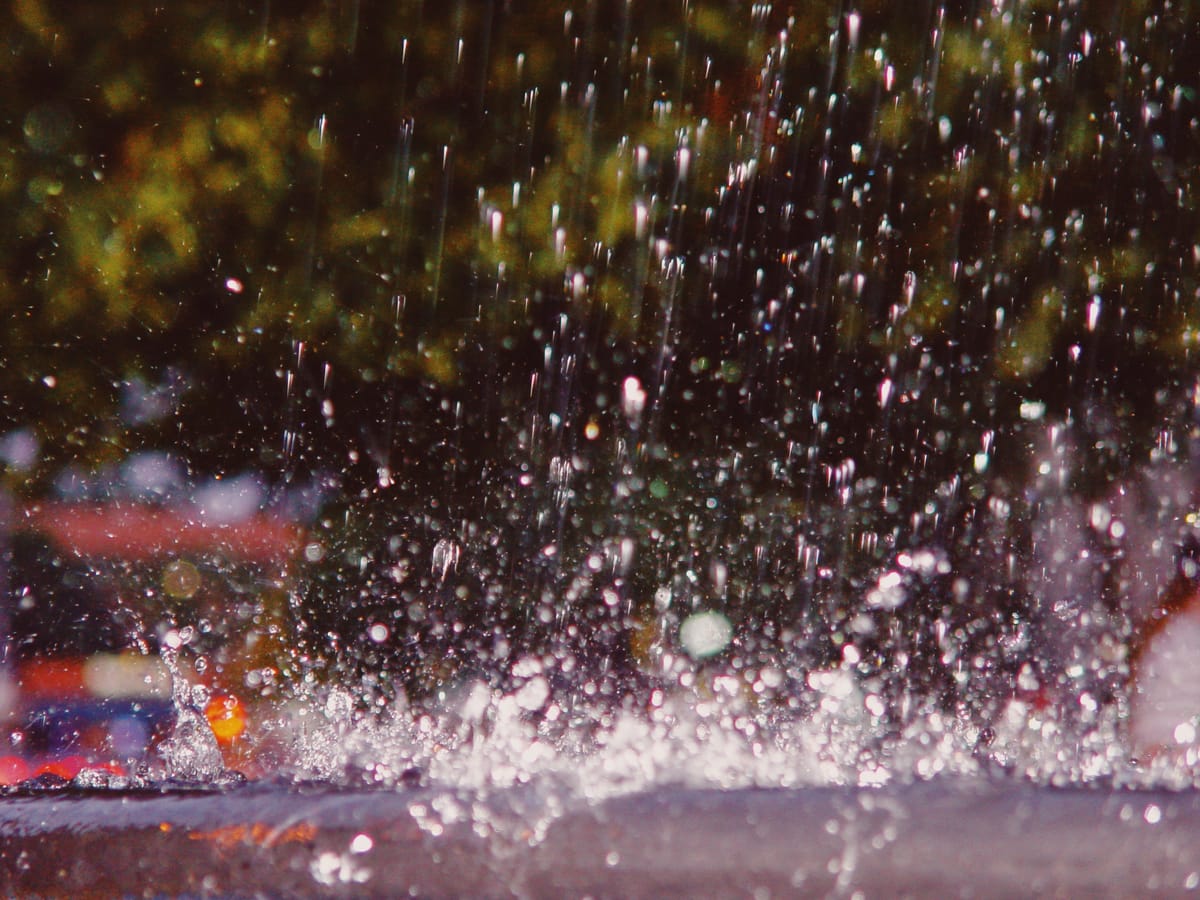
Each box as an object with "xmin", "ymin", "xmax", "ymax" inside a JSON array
[{"xmin": 2, "ymin": 778, "xmax": 1199, "ymax": 897}]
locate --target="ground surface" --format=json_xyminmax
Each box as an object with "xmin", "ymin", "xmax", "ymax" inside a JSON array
[{"xmin": 1, "ymin": 777, "xmax": 1197, "ymax": 897}]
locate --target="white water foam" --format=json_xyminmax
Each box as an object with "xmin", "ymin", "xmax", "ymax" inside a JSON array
[{"xmin": 268, "ymin": 660, "xmax": 1164, "ymax": 824}]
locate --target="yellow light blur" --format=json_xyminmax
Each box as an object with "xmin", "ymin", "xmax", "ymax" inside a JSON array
[{"xmin": 205, "ymin": 694, "xmax": 246, "ymax": 744}]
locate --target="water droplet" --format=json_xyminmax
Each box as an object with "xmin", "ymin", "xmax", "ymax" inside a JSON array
[{"xmin": 679, "ymin": 611, "xmax": 733, "ymax": 659}]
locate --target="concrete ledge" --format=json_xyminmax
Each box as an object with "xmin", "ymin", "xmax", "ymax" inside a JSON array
[{"xmin": 2, "ymin": 779, "xmax": 1198, "ymax": 897}]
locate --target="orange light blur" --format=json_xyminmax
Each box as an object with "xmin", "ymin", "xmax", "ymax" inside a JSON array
[
  {"xmin": 205, "ymin": 694, "xmax": 247, "ymax": 745},
  {"xmin": 188, "ymin": 822, "xmax": 317, "ymax": 850}
]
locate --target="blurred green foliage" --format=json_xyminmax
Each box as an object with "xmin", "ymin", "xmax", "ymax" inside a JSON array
[{"xmin": 1, "ymin": 0, "xmax": 1194, "ymax": 484}]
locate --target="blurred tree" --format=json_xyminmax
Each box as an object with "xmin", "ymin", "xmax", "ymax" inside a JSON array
[{"xmin": 0, "ymin": 1, "xmax": 1191, "ymax": 473}]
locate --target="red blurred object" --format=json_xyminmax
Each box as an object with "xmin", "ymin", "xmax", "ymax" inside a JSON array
[
  {"xmin": 17, "ymin": 658, "xmax": 87, "ymax": 698},
  {"xmin": 35, "ymin": 755, "xmax": 90, "ymax": 779},
  {"xmin": 33, "ymin": 755, "xmax": 125, "ymax": 780},
  {"xmin": 0, "ymin": 755, "xmax": 31, "ymax": 786},
  {"xmin": 22, "ymin": 503, "xmax": 304, "ymax": 565}
]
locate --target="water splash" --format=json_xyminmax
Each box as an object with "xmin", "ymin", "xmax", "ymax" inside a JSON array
[
  {"xmin": 276, "ymin": 657, "xmax": 1146, "ymax": 804},
  {"xmin": 156, "ymin": 642, "xmax": 225, "ymax": 783}
]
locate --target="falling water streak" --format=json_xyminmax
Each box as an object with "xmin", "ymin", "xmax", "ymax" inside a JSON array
[
  {"xmin": 305, "ymin": 113, "xmax": 328, "ymax": 286},
  {"xmin": 430, "ymin": 145, "xmax": 453, "ymax": 317}
]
